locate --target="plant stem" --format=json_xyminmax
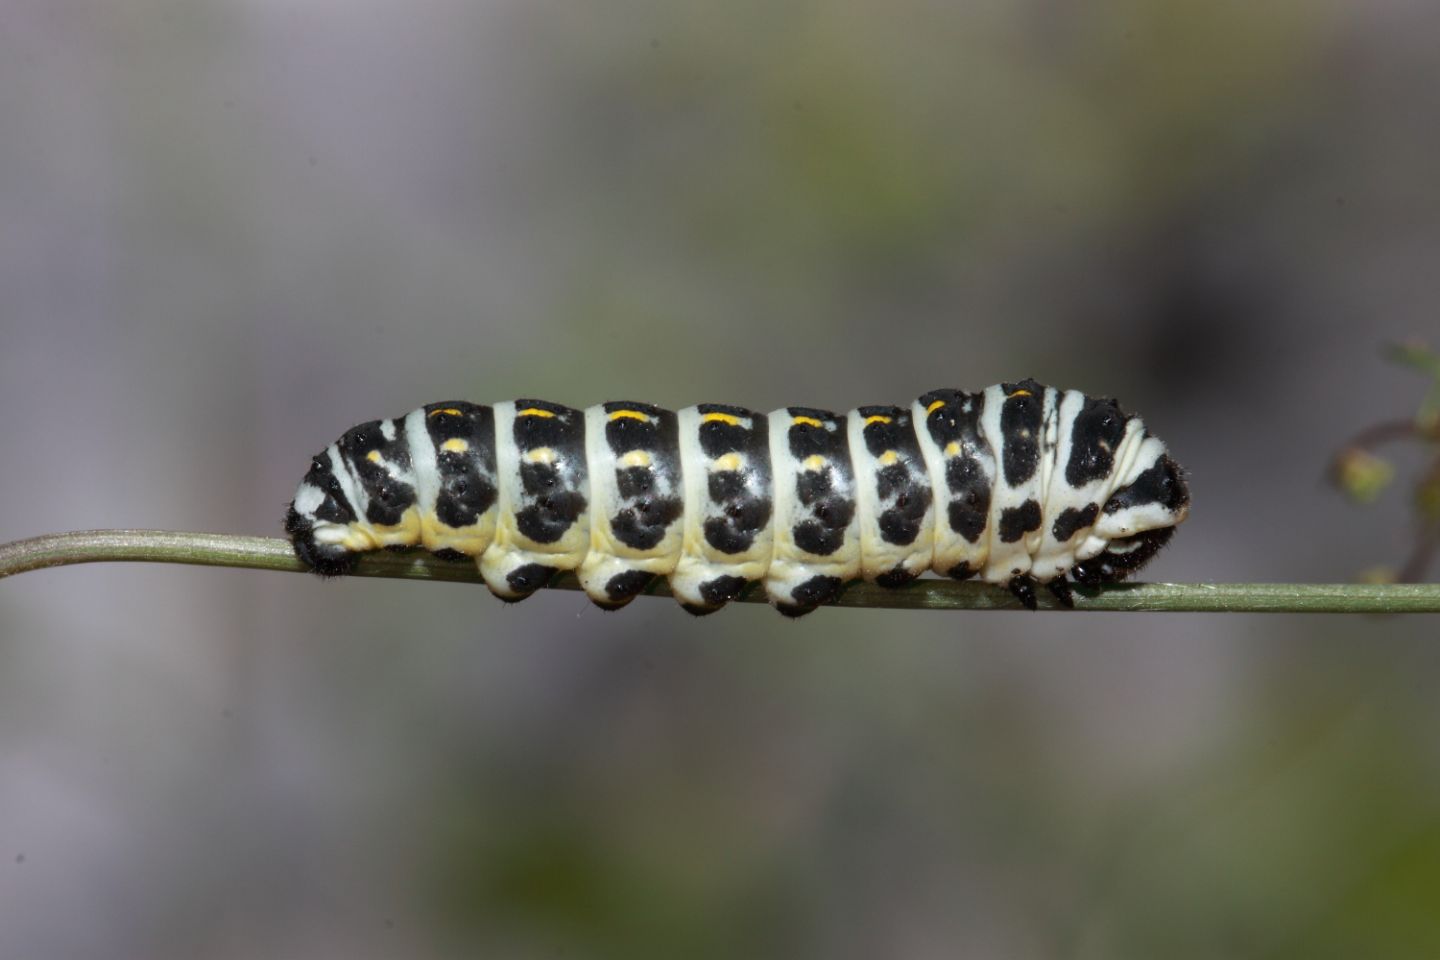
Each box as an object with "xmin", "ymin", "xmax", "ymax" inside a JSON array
[{"xmin": 3, "ymin": 529, "xmax": 1439, "ymax": 613}]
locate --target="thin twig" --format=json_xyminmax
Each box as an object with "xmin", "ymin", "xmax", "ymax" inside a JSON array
[
  {"xmin": 2, "ymin": 529, "xmax": 1439, "ymax": 613},
  {"xmin": 1339, "ymin": 419, "xmax": 1430, "ymax": 452}
]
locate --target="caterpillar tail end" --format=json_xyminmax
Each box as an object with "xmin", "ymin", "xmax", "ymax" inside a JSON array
[
  {"xmin": 1071, "ymin": 526, "xmax": 1176, "ymax": 586},
  {"xmin": 285, "ymin": 504, "xmax": 359, "ymax": 577}
]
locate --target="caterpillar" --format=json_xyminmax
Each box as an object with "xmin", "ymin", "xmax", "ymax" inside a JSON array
[{"xmin": 285, "ymin": 380, "xmax": 1190, "ymax": 615}]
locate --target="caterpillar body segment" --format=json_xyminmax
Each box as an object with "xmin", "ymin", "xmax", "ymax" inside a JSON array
[
  {"xmin": 410, "ymin": 402, "xmax": 499, "ymax": 559},
  {"xmin": 669, "ymin": 404, "xmax": 774, "ymax": 614},
  {"xmin": 762, "ymin": 408, "xmax": 861, "ymax": 615},
  {"xmin": 479, "ymin": 400, "xmax": 590, "ymax": 599},
  {"xmin": 285, "ymin": 381, "xmax": 1191, "ymax": 614},
  {"xmin": 848, "ymin": 405, "xmax": 934, "ymax": 588},
  {"xmin": 577, "ymin": 402, "xmax": 686, "ymax": 608}
]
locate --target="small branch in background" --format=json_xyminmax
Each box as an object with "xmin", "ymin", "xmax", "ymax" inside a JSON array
[
  {"xmin": 1330, "ymin": 340, "xmax": 1440, "ymax": 583},
  {"xmin": 3, "ymin": 530, "xmax": 1440, "ymax": 614}
]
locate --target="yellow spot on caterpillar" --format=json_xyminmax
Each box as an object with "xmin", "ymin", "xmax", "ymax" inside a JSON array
[
  {"xmin": 701, "ymin": 412, "xmax": 741, "ymax": 426},
  {"xmin": 429, "ymin": 407, "xmax": 463, "ymax": 418},
  {"xmin": 792, "ymin": 416, "xmax": 823, "ymax": 428},
  {"xmin": 524, "ymin": 447, "xmax": 557, "ymax": 464},
  {"xmin": 944, "ymin": 441, "xmax": 961, "ymax": 457},
  {"xmin": 441, "ymin": 438, "xmax": 469, "ymax": 454},
  {"xmin": 366, "ymin": 450, "xmax": 382, "ymax": 464},
  {"xmin": 518, "ymin": 407, "xmax": 556, "ymax": 418},
  {"xmin": 620, "ymin": 450, "xmax": 652, "ymax": 468},
  {"xmin": 926, "ymin": 400, "xmax": 945, "ymax": 414},
  {"xmin": 879, "ymin": 450, "xmax": 900, "ymax": 466},
  {"xmin": 802, "ymin": 454, "xmax": 826, "ymax": 471},
  {"xmin": 864, "ymin": 415, "xmax": 893, "ymax": 425},
  {"xmin": 609, "ymin": 409, "xmax": 650, "ymax": 423},
  {"xmin": 712, "ymin": 452, "xmax": 742, "ymax": 472},
  {"xmin": 1010, "ymin": 389, "xmax": 1032, "ymax": 398}
]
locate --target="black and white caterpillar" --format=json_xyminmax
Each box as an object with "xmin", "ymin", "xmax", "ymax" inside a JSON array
[{"xmin": 285, "ymin": 380, "xmax": 1190, "ymax": 615}]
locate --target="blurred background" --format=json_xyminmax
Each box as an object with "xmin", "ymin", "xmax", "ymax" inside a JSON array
[{"xmin": 3, "ymin": 0, "xmax": 1440, "ymax": 956}]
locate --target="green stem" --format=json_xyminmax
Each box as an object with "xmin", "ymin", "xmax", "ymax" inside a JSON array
[{"xmin": 2, "ymin": 529, "xmax": 1439, "ymax": 613}]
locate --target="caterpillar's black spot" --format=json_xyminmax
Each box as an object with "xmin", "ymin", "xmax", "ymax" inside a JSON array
[
  {"xmin": 773, "ymin": 574, "xmax": 845, "ymax": 617},
  {"xmin": 878, "ymin": 508, "xmax": 923, "ymax": 547},
  {"xmin": 699, "ymin": 575, "xmax": 748, "ymax": 607},
  {"xmin": 793, "ymin": 518, "xmax": 847, "ymax": 556},
  {"xmin": 1053, "ymin": 503, "xmax": 1100, "ymax": 543},
  {"xmin": 947, "ymin": 561, "xmax": 977, "ymax": 580},
  {"xmin": 611, "ymin": 495, "xmax": 684, "ymax": 550},
  {"xmin": 365, "ymin": 482, "xmax": 416, "ymax": 526},
  {"xmin": 1066, "ymin": 396, "xmax": 1127, "ymax": 487},
  {"xmin": 595, "ymin": 569, "xmax": 653, "ymax": 608},
  {"xmin": 858, "ymin": 407, "xmax": 910, "ymax": 455},
  {"xmin": 792, "ymin": 575, "xmax": 845, "ymax": 606},
  {"xmin": 998, "ymin": 500, "xmax": 1042, "ymax": 543},
  {"xmin": 875, "ymin": 567, "xmax": 916, "ymax": 588},
  {"xmin": 786, "ymin": 408, "xmax": 842, "ymax": 459},
  {"xmin": 709, "ymin": 471, "xmax": 747, "ymax": 501},
  {"xmin": 514, "ymin": 484, "xmax": 587, "ymax": 544},
  {"xmin": 704, "ymin": 515, "xmax": 760, "ymax": 554},
  {"xmin": 876, "ymin": 462, "xmax": 930, "ymax": 546},
  {"xmin": 504, "ymin": 563, "xmax": 554, "ymax": 596},
  {"xmin": 795, "ymin": 464, "xmax": 834, "ymax": 501},
  {"xmin": 512, "ymin": 399, "xmax": 576, "ymax": 447},
  {"xmin": 999, "ymin": 381, "xmax": 1043, "ymax": 486},
  {"xmin": 615, "ymin": 466, "xmax": 654, "ymax": 498},
  {"xmin": 696, "ymin": 404, "xmax": 762, "ymax": 458},
  {"xmin": 603, "ymin": 402, "xmax": 665, "ymax": 451},
  {"xmin": 944, "ymin": 456, "xmax": 990, "ymax": 542},
  {"xmin": 436, "ymin": 472, "xmax": 497, "ymax": 528},
  {"xmin": 1104, "ymin": 456, "xmax": 1190, "ymax": 515}
]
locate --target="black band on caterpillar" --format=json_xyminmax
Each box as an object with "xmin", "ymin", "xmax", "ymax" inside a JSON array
[{"xmin": 284, "ymin": 382, "xmax": 1190, "ymax": 614}]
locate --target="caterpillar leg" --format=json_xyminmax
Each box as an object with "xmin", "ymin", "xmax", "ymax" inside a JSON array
[
  {"xmin": 1007, "ymin": 575, "xmax": 1039, "ymax": 611},
  {"xmin": 577, "ymin": 556, "xmax": 657, "ymax": 610},
  {"xmin": 669, "ymin": 566, "xmax": 752, "ymax": 616},
  {"xmin": 767, "ymin": 572, "xmax": 847, "ymax": 618},
  {"xmin": 1045, "ymin": 577, "xmax": 1075, "ymax": 609}
]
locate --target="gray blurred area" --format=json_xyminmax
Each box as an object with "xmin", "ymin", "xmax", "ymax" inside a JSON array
[{"xmin": 3, "ymin": 0, "xmax": 1440, "ymax": 957}]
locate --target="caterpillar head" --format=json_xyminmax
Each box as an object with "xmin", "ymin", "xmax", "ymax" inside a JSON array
[
  {"xmin": 285, "ymin": 450, "xmax": 361, "ymax": 576},
  {"xmin": 1074, "ymin": 451, "xmax": 1190, "ymax": 585}
]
